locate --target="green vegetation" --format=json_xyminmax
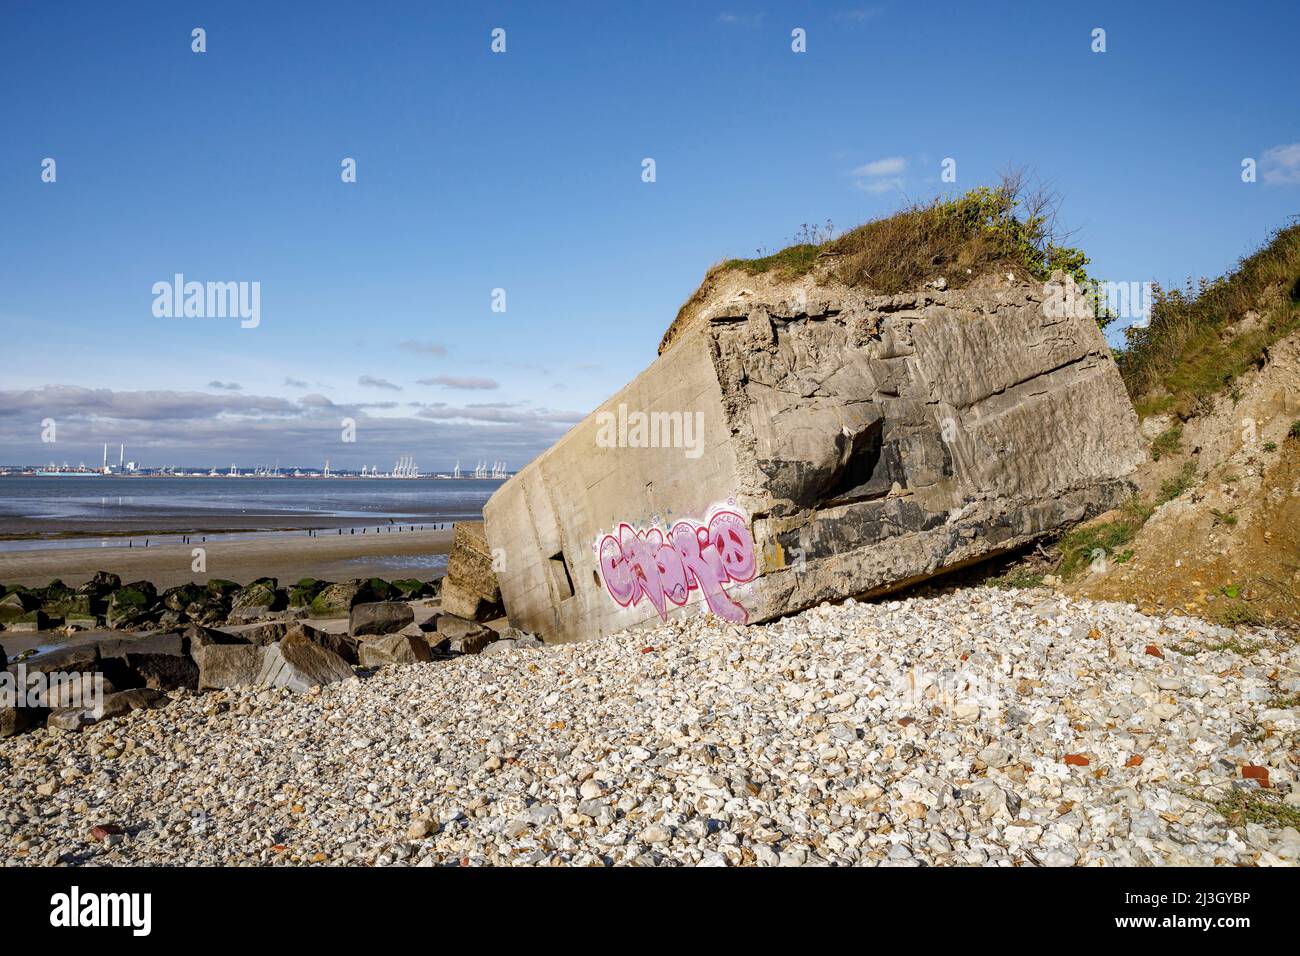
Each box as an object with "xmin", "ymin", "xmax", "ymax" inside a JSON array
[
  {"xmin": 986, "ymin": 567, "xmax": 1047, "ymax": 590},
  {"xmin": 1055, "ymin": 497, "xmax": 1153, "ymax": 580},
  {"xmin": 1210, "ymin": 508, "xmax": 1238, "ymax": 527},
  {"xmin": 1149, "ymin": 424, "xmax": 1183, "ymax": 461},
  {"xmin": 720, "ymin": 174, "xmax": 1103, "ymax": 319},
  {"xmin": 1118, "ymin": 223, "xmax": 1300, "ymax": 417},
  {"xmin": 1210, "ymin": 789, "xmax": 1300, "ymax": 830},
  {"xmin": 1213, "ymin": 604, "xmax": 1268, "ymax": 629},
  {"xmin": 1290, "ymin": 420, "xmax": 1300, "ymax": 440},
  {"xmin": 1158, "ymin": 461, "xmax": 1199, "ymax": 504},
  {"xmin": 1263, "ymin": 441, "xmax": 1278, "ymax": 453}
]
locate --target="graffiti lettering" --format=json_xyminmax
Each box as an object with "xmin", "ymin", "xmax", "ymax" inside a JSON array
[{"xmin": 596, "ymin": 508, "xmax": 757, "ymax": 623}]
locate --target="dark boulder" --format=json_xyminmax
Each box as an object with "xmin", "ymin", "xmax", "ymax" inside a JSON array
[
  {"xmin": 97, "ymin": 632, "xmax": 198, "ymax": 690},
  {"xmin": 349, "ymin": 601, "xmax": 414, "ymax": 637}
]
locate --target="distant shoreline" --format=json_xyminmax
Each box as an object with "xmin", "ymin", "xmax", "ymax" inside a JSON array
[{"xmin": 0, "ymin": 526, "xmax": 456, "ymax": 590}]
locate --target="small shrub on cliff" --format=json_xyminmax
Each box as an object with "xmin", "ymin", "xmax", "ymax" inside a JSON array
[
  {"xmin": 1150, "ymin": 424, "xmax": 1183, "ymax": 461},
  {"xmin": 1157, "ymin": 461, "xmax": 1199, "ymax": 504},
  {"xmin": 1119, "ymin": 222, "xmax": 1300, "ymax": 416}
]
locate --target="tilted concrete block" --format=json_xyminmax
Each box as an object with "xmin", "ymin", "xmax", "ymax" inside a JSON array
[{"xmin": 484, "ymin": 273, "xmax": 1144, "ymax": 643}]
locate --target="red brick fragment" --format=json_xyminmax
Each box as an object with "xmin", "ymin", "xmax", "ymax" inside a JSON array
[{"xmin": 1242, "ymin": 765, "xmax": 1271, "ymax": 788}]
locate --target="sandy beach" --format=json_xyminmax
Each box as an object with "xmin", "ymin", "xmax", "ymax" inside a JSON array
[{"xmin": 0, "ymin": 527, "xmax": 453, "ymax": 589}]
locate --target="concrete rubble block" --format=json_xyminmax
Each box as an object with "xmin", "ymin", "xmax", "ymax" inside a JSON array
[
  {"xmin": 434, "ymin": 614, "xmax": 496, "ymax": 654},
  {"xmin": 445, "ymin": 521, "xmax": 502, "ymax": 603},
  {"xmin": 46, "ymin": 673, "xmax": 116, "ymax": 708},
  {"xmin": 1, "ymin": 707, "xmax": 36, "ymax": 737},
  {"xmin": 197, "ymin": 644, "xmax": 269, "ymax": 691},
  {"xmin": 48, "ymin": 688, "xmax": 164, "ymax": 732},
  {"xmin": 97, "ymin": 632, "xmax": 199, "ymax": 691},
  {"xmin": 358, "ymin": 632, "xmax": 433, "ymax": 667},
  {"xmin": 349, "ymin": 601, "xmax": 415, "ymax": 637},
  {"xmin": 239, "ymin": 621, "xmax": 293, "ymax": 645},
  {"xmin": 183, "ymin": 623, "xmax": 249, "ymax": 661},
  {"xmin": 484, "ymin": 273, "xmax": 1145, "ymax": 644},
  {"xmin": 6, "ymin": 611, "xmax": 52, "ymax": 633},
  {"xmin": 255, "ymin": 633, "xmax": 354, "ymax": 693},
  {"xmin": 291, "ymin": 623, "xmax": 360, "ymax": 665},
  {"xmin": 438, "ymin": 576, "xmax": 488, "ymax": 621}
]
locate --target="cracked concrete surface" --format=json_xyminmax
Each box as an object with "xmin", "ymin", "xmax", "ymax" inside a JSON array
[{"xmin": 485, "ymin": 272, "xmax": 1144, "ymax": 643}]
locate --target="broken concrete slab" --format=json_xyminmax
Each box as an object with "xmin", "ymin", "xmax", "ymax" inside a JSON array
[
  {"xmin": 484, "ymin": 273, "xmax": 1144, "ymax": 644},
  {"xmin": 434, "ymin": 614, "xmax": 496, "ymax": 654},
  {"xmin": 255, "ymin": 633, "xmax": 354, "ymax": 693},
  {"xmin": 437, "ymin": 577, "xmax": 487, "ymax": 620},
  {"xmin": 96, "ymin": 632, "xmax": 198, "ymax": 691},
  {"xmin": 1, "ymin": 707, "xmax": 36, "ymax": 737},
  {"xmin": 349, "ymin": 601, "xmax": 414, "ymax": 637},
  {"xmin": 445, "ymin": 522, "xmax": 501, "ymax": 604},
  {"xmin": 197, "ymin": 644, "xmax": 268, "ymax": 691},
  {"xmin": 183, "ymin": 623, "xmax": 248, "ymax": 660},
  {"xmin": 291, "ymin": 623, "xmax": 360, "ymax": 665},
  {"xmin": 48, "ymin": 688, "xmax": 164, "ymax": 732},
  {"xmin": 358, "ymin": 633, "xmax": 433, "ymax": 667}
]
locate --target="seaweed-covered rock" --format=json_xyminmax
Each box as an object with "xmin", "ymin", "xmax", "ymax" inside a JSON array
[
  {"xmin": 308, "ymin": 580, "xmax": 365, "ymax": 618},
  {"xmin": 162, "ymin": 583, "xmax": 207, "ymax": 613},
  {"xmin": 227, "ymin": 578, "xmax": 286, "ymax": 622},
  {"xmin": 106, "ymin": 581, "xmax": 158, "ymax": 629},
  {"xmin": 288, "ymin": 577, "xmax": 330, "ymax": 608},
  {"xmin": 0, "ymin": 589, "xmax": 38, "ymax": 624},
  {"xmin": 390, "ymin": 578, "xmax": 431, "ymax": 599},
  {"xmin": 75, "ymin": 571, "xmax": 121, "ymax": 597},
  {"xmin": 361, "ymin": 578, "xmax": 398, "ymax": 603},
  {"xmin": 205, "ymin": 579, "xmax": 241, "ymax": 599}
]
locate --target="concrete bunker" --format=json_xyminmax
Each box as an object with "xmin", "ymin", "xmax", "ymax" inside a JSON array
[{"xmin": 484, "ymin": 269, "xmax": 1144, "ymax": 644}]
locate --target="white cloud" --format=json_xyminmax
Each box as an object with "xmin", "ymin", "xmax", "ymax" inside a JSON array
[
  {"xmin": 417, "ymin": 375, "xmax": 500, "ymax": 390},
  {"xmin": 851, "ymin": 156, "xmax": 907, "ymax": 195},
  {"xmin": 358, "ymin": 375, "xmax": 402, "ymax": 391},
  {"xmin": 717, "ymin": 12, "xmax": 765, "ymax": 27},
  {"xmin": 852, "ymin": 156, "xmax": 906, "ymax": 177},
  {"xmin": 397, "ymin": 340, "xmax": 447, "ymax": 357},
  {"xmin": 1261, "ymin": 143, "xmax": 1300, "ymax": 186},
  {"xmin": 836, "ymin": 7, "xmax": 883, "ymax": 23}
]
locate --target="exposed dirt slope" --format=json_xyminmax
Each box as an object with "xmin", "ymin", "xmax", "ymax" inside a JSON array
[{"xmin": 1066, "ymin": 328, "xmax": 1300, "ymax": 624}]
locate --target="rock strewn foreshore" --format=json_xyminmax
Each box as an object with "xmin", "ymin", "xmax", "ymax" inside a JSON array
[{"xmin": 2, "ymin": 588, "xmax": 1296, "ymax": 866}]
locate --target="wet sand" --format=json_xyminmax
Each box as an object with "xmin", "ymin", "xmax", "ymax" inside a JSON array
[{"xmin": 0, "ymin": 527, "xmax": 453, "ymax": 589}]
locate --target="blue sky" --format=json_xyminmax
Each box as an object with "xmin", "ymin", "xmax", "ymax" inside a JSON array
[{"xmin": 2, "ymin": 0, "xmax": 1298, "ymax": 470}]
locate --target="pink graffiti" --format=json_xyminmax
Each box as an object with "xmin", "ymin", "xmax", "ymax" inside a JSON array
[{"xmin": 597, "ymin": 509, "xmax": 757, "ymax": 624}]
